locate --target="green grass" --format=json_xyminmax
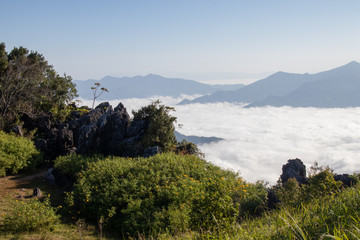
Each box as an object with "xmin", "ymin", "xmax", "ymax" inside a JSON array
[{"xmin": 212, "ymin": 183, "xmax": 360, "ymax": 240}]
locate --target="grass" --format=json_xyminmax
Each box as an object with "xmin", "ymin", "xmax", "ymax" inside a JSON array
[{"xmin": 213, "ymin": 183, "xmax": 360, "ymax": 240}]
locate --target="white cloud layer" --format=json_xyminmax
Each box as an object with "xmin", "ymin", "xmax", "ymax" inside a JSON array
[
  {"xmin": 78, "ymin": 97, "xmax": 360, "ymax": 184},
  {"xmin": 174, "ymin": 103, "xmax": 360, "ymax": 184}
]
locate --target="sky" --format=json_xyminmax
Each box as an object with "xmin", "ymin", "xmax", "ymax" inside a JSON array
[{"xmin": 2, "ymin": 0, "xmax": 360, "ymax": 84}]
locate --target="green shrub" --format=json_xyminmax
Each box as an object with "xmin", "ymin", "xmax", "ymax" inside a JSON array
[
  {"xmin": 275, "ymin": 177, "xmax": 301, "ymax": 206},
  {"xmin": 132, "ymin": 100, "xmax": 177, "ymax": 152},
  {"xmin": 239, "ymin": 181, "xmax": 268, "ymax": 218},
  {"xmin": 3, "ymin": 198, "xmax": 59, "ymax": 232},
  {"xmin": 67, "ymin": 153, "xmax": 248, "ymax": 237},
  {"xmin": 176, "ymin": 140, "xmax": 205, "ymax": 158},
  {"xmin": 301, "ymin": 169, "xmax": 342, "ymax": 202},
  {"xmin": 54, "ymin": 154, "xmax": 102, "ymax": 183},
  {"xmin": 0, "ymin": 131, "xmax": 42, "ymax": 177}
]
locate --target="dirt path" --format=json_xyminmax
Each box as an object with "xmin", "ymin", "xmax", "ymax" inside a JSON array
[{"xmin": 0, "ymin": 169, "xmax": 48, "ymax": 199}]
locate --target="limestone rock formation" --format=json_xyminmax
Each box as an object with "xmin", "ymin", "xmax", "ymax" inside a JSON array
[
  {"xmin": 22, "ymin": 102, "xmax": 159, "ymax": 160},
  {"xmin": 280, "ymin": 158, "xmax": 308, "ymax": 185}
]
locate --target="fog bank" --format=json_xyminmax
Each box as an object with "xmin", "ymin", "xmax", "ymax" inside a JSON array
[{"xmin": 77, "ymin": 97, "xmax": 360, "ymax": 183}]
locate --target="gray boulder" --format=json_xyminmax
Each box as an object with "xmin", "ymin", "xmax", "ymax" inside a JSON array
[{"xmin": 280, "ymin": 158, "xmax": 308, "ymax": 185}]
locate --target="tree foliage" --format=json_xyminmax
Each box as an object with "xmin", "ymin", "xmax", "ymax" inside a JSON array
[
  {"xmin": 0, "ymin": 43, "xmax": 77, "ymax": 128},
  {"xmin": 132, "ymin": 100, "xmax": 177, "ymax": 152}
]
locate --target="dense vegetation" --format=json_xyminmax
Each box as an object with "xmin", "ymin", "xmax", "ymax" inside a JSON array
[
  {"xmin": 3, "ymin": 148, "xmax": 360, "ymax": 239},
  {"xmin": 0, "ymin": 43, "xmax": 77, "ymax": 129},
  {"xmin": 3, "ymin": 198, "xmax": 59, "ymax": 233},
  {"xmin": 0, "ymin": 131, "xmax": 42, "ymax": 177},
  {"xmin": 56, "ymin": 153, "xmax": 248, "ymax": 237},
  {"xmin": 132, "ymin": 100, "xmax": 177, "ymax": 152}
]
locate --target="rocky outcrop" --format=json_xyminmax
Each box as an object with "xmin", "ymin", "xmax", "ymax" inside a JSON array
[
  {"xmin": 334, "ymin": 174, "xmax": 358, "ymax": 187},
  {"xmin": 280, "ymin": 158, "xmax": 308, "ymax": 185},
  {"xmin": 22, "ymin": 102, "xmax": 159, "ymax": 160}
]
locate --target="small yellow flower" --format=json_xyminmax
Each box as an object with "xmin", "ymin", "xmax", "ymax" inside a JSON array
[
  {"xmin": 48, "ymin": 194, "xmax": 51, "ymax": 197},
  {"xmin": 59, "ymin": 205, "xmax": 62, "ymax": 208}
]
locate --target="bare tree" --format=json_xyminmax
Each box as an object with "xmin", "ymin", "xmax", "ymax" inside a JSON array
[{"xmin": 91, "ymin": 82, "xmax": 108, "ymax": 109}]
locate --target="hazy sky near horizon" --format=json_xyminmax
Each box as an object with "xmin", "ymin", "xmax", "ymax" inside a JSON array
[{"xmin": 2, "ymin": 0, "xmax": 360, "ymax": 83}]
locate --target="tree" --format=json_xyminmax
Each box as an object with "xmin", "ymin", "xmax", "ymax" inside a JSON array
[
  {"xmin": 91, "ymin": 82, "xmax": 108, "ymax": 109},
  {"xmin": 132, "ymin": 100, "xmax": 177, "ymax": 152},
  {"xmin": 0, "ymin": 43, "xmax": 77, "ymax": 128}
]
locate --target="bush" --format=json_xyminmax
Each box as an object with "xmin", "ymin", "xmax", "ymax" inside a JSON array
[
  {"xmin": 67, "ymin": 153, "xmax": 248, "ymax": 237},
  {"xmin": 3, "ymin": 198, "xmax": 59, "ymax": 232},
  {"xmin": 0, "ymin": 131, "xmax": 42, "ymax": 176},
  {"xmin": 176, "ymin": 140, "xmax": 205, "ymax": 158},
  {"xmin": 238, "ymin": 181, "xmax": 268, "ymax": 218},
  {"xmin": 132, "ymin": 100, "xmax": 177, "ymax": 152},
  {"xmin": 275, "ymin": 177, "xmax": 301, "ymax": 206},
  {"xmin": 301, "ymin": 169, "xmax": 342, "ymax": 202},
  {"xmin": 54, "ymin": 154, "xmax": 102, "ymax": 183}
]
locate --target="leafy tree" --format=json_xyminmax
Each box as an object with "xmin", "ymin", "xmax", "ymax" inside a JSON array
[
  {"xmin": 0, "ymin": 43, "xmax": 77, "ymax": 129},
  {"xmin": 132, "ymin": 100, "xmax": 177, "ymax": 152}
]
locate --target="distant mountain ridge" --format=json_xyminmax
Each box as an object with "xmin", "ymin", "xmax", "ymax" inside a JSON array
[
  {"xmin": 179, "ymin": 61, "xmax": 360, "ymax": 108},
  {"xmin": 174, "ymin": 131, "xmax": 223, "ymax": 145},
  {"xmin": 74, "ymin": 74, "xmax": 244, "ymax": 100}
]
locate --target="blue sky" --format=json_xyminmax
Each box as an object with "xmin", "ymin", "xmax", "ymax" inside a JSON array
[{"xmin": 1, "ymin": 0, "xmax": 360, "ymax": 83}]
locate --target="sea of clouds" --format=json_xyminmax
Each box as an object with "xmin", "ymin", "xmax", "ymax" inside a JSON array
[{"xmin": 78, "ymin": 97, "xmax": 360, "ymax": 184}]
